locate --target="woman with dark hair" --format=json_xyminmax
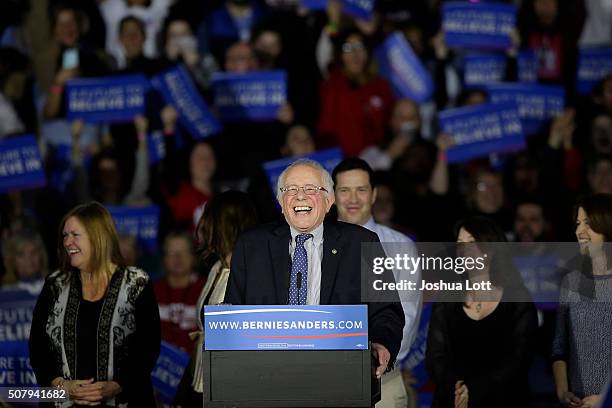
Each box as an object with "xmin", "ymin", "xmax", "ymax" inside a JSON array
[
  {"xmin": 552, "ymin": 194, "xmax": 612, "ymax": 408},
  {"xmin": 426, "ymin": 216, "xmax": 537, "ymax": 408},
  {"xmin": 317, "ymin": 27, "xmax": 395, "ymax": 157},
  {"xmin": 29, "ymin": 202, "xmax": 160, "ymax": 407},
  {"xmin": 174, "ymin": 190, "xmax": 257, "ymax": 407}
]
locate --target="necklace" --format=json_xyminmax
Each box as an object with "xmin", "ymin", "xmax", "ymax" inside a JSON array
[{"xmin": 475, "ymin": 302, "xmax": 482, "ymax": 313}]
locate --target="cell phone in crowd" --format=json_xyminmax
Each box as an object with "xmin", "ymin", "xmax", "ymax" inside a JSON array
[{"xmin": 62, "ymin": 48, "xmax": 79, "ymax": 70}]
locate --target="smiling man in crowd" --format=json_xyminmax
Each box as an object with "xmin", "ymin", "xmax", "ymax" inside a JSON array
[
  {"xmin": 333, "ymin": 158, "xmax": 421, "ymax": 408},
  {"xmin": 225, "ymin": 158, "xmax": 404, "ymax": 380}
]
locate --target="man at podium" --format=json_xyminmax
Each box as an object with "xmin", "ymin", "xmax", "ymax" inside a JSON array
[{"xmin": 225, "ymin": 158, "xmax": 405, "ymax": 379}]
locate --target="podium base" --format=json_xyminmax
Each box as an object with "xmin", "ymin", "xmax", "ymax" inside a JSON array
[{"xmin": 203, "ymin": 349, "xmax": 380, "ymax": 407}]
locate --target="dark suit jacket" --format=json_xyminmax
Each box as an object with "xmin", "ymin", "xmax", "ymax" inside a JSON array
[{"xmin": 225, "ymin": 219, "xmax": 405, "ymax": 362}]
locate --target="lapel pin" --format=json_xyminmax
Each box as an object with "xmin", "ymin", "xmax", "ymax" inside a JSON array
[{"xmin": 331, "ymin": 249, "xmax": 337, "ymax": 255}]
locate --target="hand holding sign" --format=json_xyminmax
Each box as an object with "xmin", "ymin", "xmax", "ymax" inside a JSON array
[
  {"xmin": 161, "ymin": 105, "xmax": 179, "ymax": 134},
  {"xmin": 548, "ymin": 108, "xmax": 575, "ymax": 150}
]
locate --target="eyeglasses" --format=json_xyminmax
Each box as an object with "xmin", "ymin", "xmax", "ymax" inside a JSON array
[
  {"xmin": 280, "ymin": 184, "xmax": 328, "ymax": 196},
  {"xmin": 342, "ymin": 42, "xmax": 365, "ymax": 54}
]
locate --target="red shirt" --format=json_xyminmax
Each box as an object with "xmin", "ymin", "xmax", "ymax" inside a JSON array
[
  {"xmin": 164, "ymin": 181, "xmax": 209, "ymax": 229},
  {"xmin": 529, "ymin": 33, "xmax": 563, "ymax": 82},
  {"xmin": 318, "ymin": 70, "xmax": 395, "ymax": 157},
  {"xmin": 154, "ymin": 275, "xmax": 206, "ymax": 352}
]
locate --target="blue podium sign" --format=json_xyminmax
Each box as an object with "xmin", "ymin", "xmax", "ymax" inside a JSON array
[
  {"xmin": 204, "ymin": 305, "xmax": 368, "ymax": 351},
  {"xmin": 0, "ymin": 134, "xmax": 46, "ymax": 193},
  {"xmin": 443, "ymin": 2, "xmax": 516, "ymax": 50},
  {"xmin": 439, "ymin": 102, "xmax": 525, "ymax": 163},
  {"xmin": 66, "ymin": 74, "xmax": 147, "ymax": 123}
]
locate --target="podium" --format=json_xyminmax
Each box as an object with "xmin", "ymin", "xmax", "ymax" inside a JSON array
[{"xmin": 202, "ymin": 305, "xmax": 381, "ymax": 408}]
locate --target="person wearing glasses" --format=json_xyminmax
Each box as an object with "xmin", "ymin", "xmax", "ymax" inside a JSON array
[
  {"xmin": 318, "ymin": 28, "xmax": 395, "ymax": 157},
  {"xmin": 225, "ymin": 158, "xmax": 404, "ymax": 382}
]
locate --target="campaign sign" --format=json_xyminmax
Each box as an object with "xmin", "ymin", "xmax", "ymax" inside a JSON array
[
  {"xmin": 66, "ymin": 75, "xmax": 147, "ymax": 123},
  {"xmin": 374, "ymin": 32, "xmax": 434, "ymax": 103},
  {"xmin": 443, "ymin": 2, "xmax": 516, "ymax": 50},
  {"xmin": 576, "ymin": 47, "xmax": 612, "ymax": 95},
  {"xmin": 463, "ymin": 53, "xmax": 506, "ymax": 85},
  {"xmin": 439, "ymin": 102, "xmax": 525, "ymax": 164},
  {"xmin": 0, "ymin": 134, "xmax": 46, "ymax": 193},
  {"xmin": 518, "ymin": 49, "xmax": 538, "ymax": 83},
  {"xmin": 147, "ymin": 130, "xmax": 166, "ymax": 165},
  {"xmin": 212, "ymin": 70, "xmax": 287, "ymax": 122},
  {"xmin": 262, "ymin": 147, "xmax": 343, "ymax": 196},
  {"xmin": 402, "ymin": 303, "xmax": 433, "ymax": 408},
  {"xmin": 151, "ymin": 341, "xmax": 190, "ymax": 404},
  {"xmin": 0, "ymin": 289, "xmax": 37, "ymax": 387},
  {"xmin": 300, "ymin": 0, "xmax": 327, "ymax": 10},
  {"xmin": 152, "ymin": 65, "xmax": 222, "ymax": 139},
  {"xmin": 204, "ymin": 305, "xmax": 368, "ymax": 351},
  {"xmin": 341, "ymin": 0, "xmax": 376, "ymax": 20},
  {"xmin": 485, "ymin": 83, "xmax": 565, "ymax": 135},
  {"xmin": 108, "ymin": 205, "xmax": 160, "ymax": 252},
  {"xmin": 513, "ymin": 255, "xmax": 561, "ymax": 310},
  {"xmin": 600, "ymin": 378, "xmax": 612, "ymax": 408}
]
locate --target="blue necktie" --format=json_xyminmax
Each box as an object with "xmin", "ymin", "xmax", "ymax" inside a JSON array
[{"xmin": 288, "ymin": 234, "xmax": 313, "ymax": 305}]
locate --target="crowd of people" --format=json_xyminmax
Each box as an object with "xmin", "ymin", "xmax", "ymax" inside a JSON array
[{"xmin": 0, "ymin": 0, "xmax": 611, "ymax": 407}]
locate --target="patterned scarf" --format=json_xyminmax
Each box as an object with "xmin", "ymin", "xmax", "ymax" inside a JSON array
[{"xmin": 45, "ymin": 266, "xmax": 148, "ymax": 407}]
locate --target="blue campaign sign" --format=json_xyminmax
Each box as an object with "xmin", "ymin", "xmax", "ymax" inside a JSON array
[
  {"xmin": 300, "ymin": 0, "xmax": 327, "ymax": 10},
  {"xmin": 601, "ymin": 378, "xmax": 612, "ymax": 408},
  {"xmin": 151, "ymin": 341, "xmax": 190, "ymax": 404},
  {"xmin": 262, "ymin": 147, "xmax": 343, "ymax": 196},
  {"xmin": 152, "ymin": 65, "xmax": 222, "ymax": 139},
  {"xmin": 518, "ymin": 49, "xmax": 538, "ymax": 83},
  {"xmin": 439, "ymin": 102, "xmax": 525, "ymax": 164},
  {"xmin": 577, "ymin": 47, "xmax": 612, "ymax": 95},
  {"xmin": 402, "ymin": 303, "xmax": 433, "ymax": 408},
  {"xmin": 374, "ymin": 32, "xmax": 434, "ymax": 103},
  {"xmin": 108, "ymin": 205, "xmax": 160, "ymax": 252},
  {"xmin": 513, "ymin": 255, "xmax": 561, "ymax": 310},
  {"xmin": 341, "ymin": 0, "xmax": 376, "ymax": 20},
  {"xmin": 0, "ymin": 289, "xmax": 38, "ymax": 387},
  {"xmin": 147, "ymin": 130, "xmax": 166, "ymax": 165},
  {"xmin": 66, "ymin": 74, "xmax": 147, "ymax": 123},
  {"xmin": 485, "ymin": 83, "xmax": 565, "ymax": 135},
  {"xmin": 0, "ymin": 134, "xmax": 46, "ymax": 193},
  {"xmin": 212, "ymin": 70, "xmax": 287, "ymax": 122},
  {"xmin": 204, "ymin": 305, "xmax": 368, "ymax": 351},
  {"xmin": 463, "ymin": 53, "xmax": 506, "ymax": 86},
  {"xmin": 443, "ymin": 2, "xmax": 516, "ymax": 50}
]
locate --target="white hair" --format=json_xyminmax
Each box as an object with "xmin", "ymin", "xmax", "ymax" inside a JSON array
[{"xmin": 276, "ymin": 159, "xmax": 334, "ymax": 202}]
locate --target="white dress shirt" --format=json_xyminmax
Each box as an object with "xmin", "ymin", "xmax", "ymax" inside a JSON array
[
  {"xmin": 289, "ymin": 223, "xmax": 324, "ymax": 305},
  {"xmin": 362, "ymin": 217, "xmax": 422, "ymax": 363}
]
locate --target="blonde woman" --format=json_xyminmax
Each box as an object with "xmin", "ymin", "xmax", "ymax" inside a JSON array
[
  {"xmin": 29, "ymin": 202, "xmax": 160, "ymax": 407},
  {"xmin": 1, "ymin": 229, "xmax": 49, "ymax": 295}
]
